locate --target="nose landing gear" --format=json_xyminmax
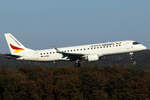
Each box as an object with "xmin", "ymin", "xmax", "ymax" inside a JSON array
[{"xmin": 129, "ymin": 52, "xmax": 136, "ymax": 65}]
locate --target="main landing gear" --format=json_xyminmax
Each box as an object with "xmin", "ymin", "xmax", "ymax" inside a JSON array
[{"xmin": 74, "ymin": 60, "xmax": 81, "ymax": 67}]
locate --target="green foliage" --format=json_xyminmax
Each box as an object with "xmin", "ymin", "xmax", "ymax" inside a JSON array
[{"xmin": 0, "ymin": 66, "xmax": 150, "ymax": 100}]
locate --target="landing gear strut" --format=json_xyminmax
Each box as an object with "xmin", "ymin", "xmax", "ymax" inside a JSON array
[
  {"xmin": 129, "ymin": 52, "xmax": 136, "ymax": 65},
  {"xmin": 75, "ymin": 60, "xmax": 81, "ymax": 67}
]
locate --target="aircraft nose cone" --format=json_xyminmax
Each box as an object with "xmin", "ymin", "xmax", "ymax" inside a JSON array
[{"xmin": 143, "ymin": 46, "xmax": 147, "ymax": 50}]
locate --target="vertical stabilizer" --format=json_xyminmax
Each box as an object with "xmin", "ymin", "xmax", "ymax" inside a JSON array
[{"xmin": 4, "ymin": 33, "xmax": 33, "ymax": 56}]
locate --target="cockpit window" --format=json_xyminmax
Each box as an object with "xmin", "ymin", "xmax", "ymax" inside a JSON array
[{"xmin": 133, "ymin": 42, "xmax": 140, "ymax": 45}]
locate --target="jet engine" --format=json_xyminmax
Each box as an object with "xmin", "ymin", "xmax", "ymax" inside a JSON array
[{"xmin": 87, "ymin": 54, "xmax": 99, "ymax": 61}]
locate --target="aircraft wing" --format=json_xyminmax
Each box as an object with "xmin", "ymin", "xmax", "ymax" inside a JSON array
[{"xmin": 54, "ymin": 47, "xmax": 84, "ymax": 61}]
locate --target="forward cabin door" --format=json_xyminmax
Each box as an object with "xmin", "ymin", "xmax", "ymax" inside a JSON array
[{"xmin": 125, "ymin": 42, "xmax": 133, "ymax": 52}]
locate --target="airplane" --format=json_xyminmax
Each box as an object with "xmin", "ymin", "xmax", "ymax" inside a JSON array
[{"xmin": 4, "ymin": 33, "xmax": 147, "ymax": 67}]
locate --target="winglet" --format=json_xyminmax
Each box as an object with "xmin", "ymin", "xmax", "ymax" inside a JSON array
[
  {"xmin": 53, "ymin": 46, "xmax": 58, "ymax": 51},
  {"xmin": 53, "ymin": 46, "xmax": 63, "ymax": 53}
]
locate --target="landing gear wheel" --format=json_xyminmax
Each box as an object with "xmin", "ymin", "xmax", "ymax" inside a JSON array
[
  {"xmin": 129, "ymin": 52, "xmax": 136, "ymax": 65},
  {"xmin": 75, "ymin": 60, "xmax": 81, "ymax": 67}
]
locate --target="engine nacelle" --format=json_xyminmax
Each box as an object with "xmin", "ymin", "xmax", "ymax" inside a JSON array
[{"xmin": 87, "ymin": 54, "xmax": 99, "ymax": 62}]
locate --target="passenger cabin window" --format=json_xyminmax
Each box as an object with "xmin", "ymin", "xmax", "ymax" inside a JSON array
[{"xmin": 133, "ymin": 42, "xmax": 140, "ymax": 45}]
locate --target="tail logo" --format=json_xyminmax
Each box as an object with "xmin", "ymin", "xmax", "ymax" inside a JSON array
[{"xmin": 10, "ymin": 44, "xmax": 24, "ymax": 53}]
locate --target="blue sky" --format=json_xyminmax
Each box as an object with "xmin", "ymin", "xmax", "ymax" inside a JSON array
[{"xmin": 0, "ymin": 0, "xmax": 150, "ymax": 53}]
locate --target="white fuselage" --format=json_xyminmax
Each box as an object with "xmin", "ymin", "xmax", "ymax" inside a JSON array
[{"xmin": 19, "ymin": 40, "xmax": 147, "ymax": 61}]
